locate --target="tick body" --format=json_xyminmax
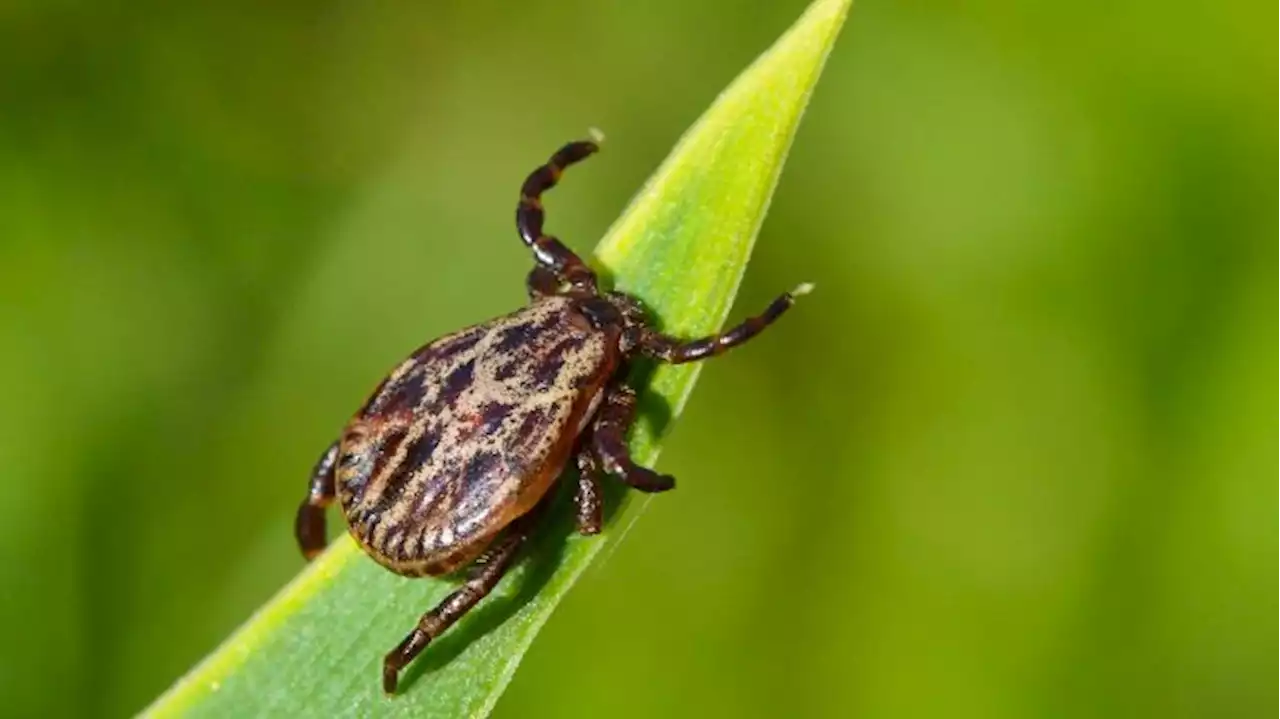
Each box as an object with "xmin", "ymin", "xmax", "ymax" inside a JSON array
[{"xmin": 294, "ymin": 135, "xmax": 809, "ymax": 695}]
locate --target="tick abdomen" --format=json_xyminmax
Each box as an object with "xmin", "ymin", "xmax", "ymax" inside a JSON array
[{"xmin": 335, "ymin": 296, "xmax": 618, "ymax": 576}]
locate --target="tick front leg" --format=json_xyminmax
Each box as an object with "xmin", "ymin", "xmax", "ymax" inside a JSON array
[
  {"xmin": 382, "ymin": 528, "xmax": 528, "ymax": 694},
  {"xmin": 515, "ymin": 136, "xmax": 602, "ymax": 295},
  {"xmin": 526, "ymin": 266, "xmax": 563, "ymax": 300},
  {"xmin": 592, "ymin": 383, "xmax": 675, "ymax": 493},
  {"xmin": 574, "ymin": 447, "xmax": 604, "ymax": 535},
  {"xmin": 641, "ymin": 283, "xmax": 813, "ymax": 364},
  {"xmin": 294, "ymin": 440, "xmax": 339, "ymax": 561}
]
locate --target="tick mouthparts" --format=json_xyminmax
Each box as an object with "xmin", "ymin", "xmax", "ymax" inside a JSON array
[{"xmin": 791, "ymin": 282, "xmax": 816, "ymax": 297}]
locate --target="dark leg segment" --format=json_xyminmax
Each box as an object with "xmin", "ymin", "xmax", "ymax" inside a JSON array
[
  {"xmin": 526, "ymin": 265, "xmax": 563, "ymax": 300},
  {"xmin": 516, "ymin": 137, "xmax": 601, "ymax": 294},
  {"xmin": 641, "ymin": 283, "xmax": 813, "ymax": 364},
  {"xmin": 295, "ymin": 441, "xmax": 340, "ymax": 561},
  {"xmin": 574, "ymin": 447, "xmax": 604, "ymax": 535},
  {"xmin": 382, "ymin": 502, "xmax": 547, "ymax": 694},
  {"xmin": 592, "ymin": 383, "xmax": 675, "ymax": 493}
]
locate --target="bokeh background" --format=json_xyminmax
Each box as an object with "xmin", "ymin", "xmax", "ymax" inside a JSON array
[{"xmin": 0, "ymin": 0, "xmax": 1273, "ymax": 717}]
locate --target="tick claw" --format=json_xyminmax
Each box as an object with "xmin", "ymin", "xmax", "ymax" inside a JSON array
[{"xmin": 630, "ymin": 469, "xmax": 675, "ymax": 493}]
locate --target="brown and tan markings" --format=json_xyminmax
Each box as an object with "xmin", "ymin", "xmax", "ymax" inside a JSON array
[{"xmin": 293, "ymin": 134, "xmax": 812, "ymax": 694}]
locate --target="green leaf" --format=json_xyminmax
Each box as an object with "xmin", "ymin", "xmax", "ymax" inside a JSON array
[{"xmin": 142, "ymin": 1, "xmax": 850, "ymax": 716}]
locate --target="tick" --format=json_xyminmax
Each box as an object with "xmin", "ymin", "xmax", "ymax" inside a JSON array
[{"xmin": 294, "ymin": 135, "xmax": 810, "ymax": 694}]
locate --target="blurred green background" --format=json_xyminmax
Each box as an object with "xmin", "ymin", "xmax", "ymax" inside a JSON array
[{"xmin": 0, "ymin": 0, "xmax": 1273, "ymax": 717}]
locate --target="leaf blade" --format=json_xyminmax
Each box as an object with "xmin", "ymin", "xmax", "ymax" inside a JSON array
[{"xmin": 143, "ymin": 1, "xmax": 850, "ymax": 716}]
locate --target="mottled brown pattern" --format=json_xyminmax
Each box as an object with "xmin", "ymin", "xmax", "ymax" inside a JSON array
[{"xmin": 335, "ymin": 295, "xmax": 619, "ymax": 576}]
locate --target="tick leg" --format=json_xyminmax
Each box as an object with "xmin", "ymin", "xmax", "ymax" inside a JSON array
[
  {"xmin": 592, "ymin": 382, "xmax": 675, "ymax": 493},
  {"xmin": 516, "ymin": 136, "xmax": 601, "ymax": 294},
  {"xmin": 574, "ymin": 446, "xmax": 604, "ymax": 535},
  {"xmin": 526, "ymin": 265, "xmax": 563, "ymax": 300},
  {"xmin": 382, "ymin": 516, "xmax": 536, "ymax": 694},
  {"xmin": 294, "ymin": 440, "xmax": 339, "ymax": 561},
  {"xmin": 640, "ymin": 283, "xmax": 813, "ymax": 364}
]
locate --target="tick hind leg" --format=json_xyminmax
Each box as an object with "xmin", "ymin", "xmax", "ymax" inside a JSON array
[
  {"xmin": 640, "ymin": 283, "xmax": 813, "ymax": 364},
  {"xmin": 516, "ymin": 136, "xmax": 602, "ymax": 295},
  {"xmin": 592, "ymin": 382, "xmax": 675, "ymax": 493},
  {"xmin": 382, "ymin": 501, "xmax": 548, "ymax": 694},
  {"xmin": 295, "ymin": 441, "xmax": 339, "ymax": 561}
]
